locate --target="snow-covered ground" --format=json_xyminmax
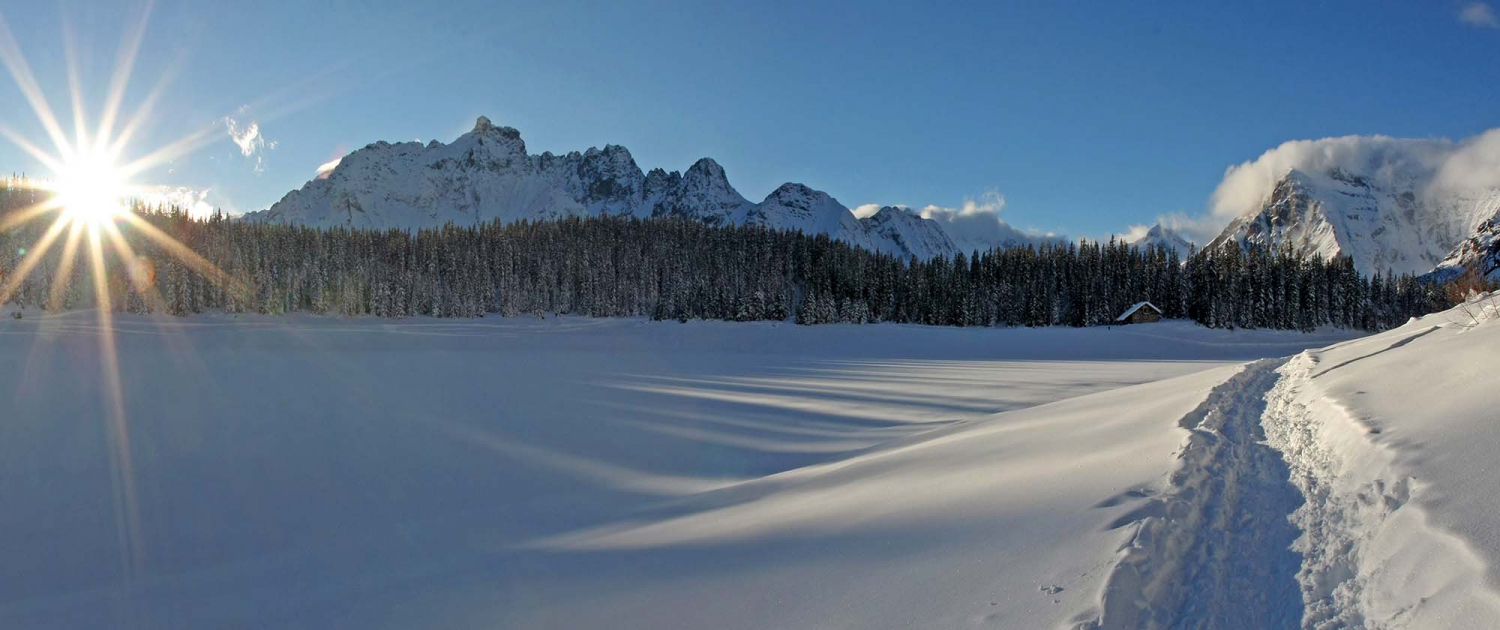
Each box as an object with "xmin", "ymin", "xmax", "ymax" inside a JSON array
[{"xmin": 5, "ymin": 310, "xmax": 1483, "ymax": 629}]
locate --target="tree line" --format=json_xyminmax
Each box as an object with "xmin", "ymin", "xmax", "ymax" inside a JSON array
[{"xmin": 0, "ymin": 181, "xmax": 1447, "ymax": 332}]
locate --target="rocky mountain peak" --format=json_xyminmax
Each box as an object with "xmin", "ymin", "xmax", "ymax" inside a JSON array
[
  {"xmin": 761, "ymin": 182, "xmax": 830, "ymax": 209},
  {"xmin": 766, "ymin": 182, "xmax": 818, "ymax": 201},
  {"xmin": 649, "ymin": 158, "xmax": 749, "ymax": 226},
  {"xmin": 864, "ymin": 206, "xmax": 909, "ymax": 222},
  {"xmin": 463, "ymin": 115, "xmax": 523, "ymax": 146},
  {"xmin": 643, "ymin": 168, "xmax": 682, "ymax": 198},
  {"xmin": 683, "ymin": 158, "xmax": 730, "ymax": 186}
]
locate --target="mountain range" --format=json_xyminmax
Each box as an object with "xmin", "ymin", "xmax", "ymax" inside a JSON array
[
  {"xmin": 249, "ymin": 117, "xmax": 1500, "ymax": 278},
  {"xmin": 247, "ymin": 117, "xmax": 1059, "ymax": 261}
]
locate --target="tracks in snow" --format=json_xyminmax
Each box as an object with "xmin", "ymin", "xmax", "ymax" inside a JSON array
[{"xmin": 1084, "ymin": 359, "xmax": 1305, "ymax": 629}]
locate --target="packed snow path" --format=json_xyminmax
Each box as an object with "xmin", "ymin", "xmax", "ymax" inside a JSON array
[{"xmin": 1088, "ymin": 360, "xmax": 1304, "ymax": 628}]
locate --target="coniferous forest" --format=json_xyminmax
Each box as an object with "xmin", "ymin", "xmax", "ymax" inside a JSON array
[{"xmin": 0, "ymin": 180, "xmax": 1447, "ymax": 332}]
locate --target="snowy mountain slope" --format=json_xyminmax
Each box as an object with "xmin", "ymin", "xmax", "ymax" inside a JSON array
[
  {"xmin": 742, "ymin": 183, "xmax": 874, "ymax": 250},
  {"xmin": 0, "ymin": 312, "xmax": 1357, "ymax": 629},
  {"xmin": 1207, "ymin": 166, "xmax": 1500, "ymax": 277},
  {"xmin": 857, "ymin": 206, "xmax": 961, "ymax": 260},
  {"xmin": 1125, "ymin": 223, "xmax": 1195, "ymax": 257},
  {"xmin": 247, "ymin": 117, "xmax": 1020, "ymax": 260}
]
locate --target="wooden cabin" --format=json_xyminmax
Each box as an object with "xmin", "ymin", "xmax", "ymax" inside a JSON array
[{"xmin": 1115, "ymin": 301, "xmax": 1163, "ymax": 325}]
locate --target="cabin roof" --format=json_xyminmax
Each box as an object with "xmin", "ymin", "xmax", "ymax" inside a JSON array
[{"xmin": 1116, "ymin": 301, "xmax": 1163, "ymax": 322}]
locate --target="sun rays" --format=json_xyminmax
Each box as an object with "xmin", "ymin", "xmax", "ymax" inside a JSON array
[{"xmin": 0, "ymin": 4, "xmax": 240, "ymax": 582}]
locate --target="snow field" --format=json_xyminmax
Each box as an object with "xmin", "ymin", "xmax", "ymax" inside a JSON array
[{"xmin": 0, "ymin": 313, "xmax": 1353, "ymax": 629}]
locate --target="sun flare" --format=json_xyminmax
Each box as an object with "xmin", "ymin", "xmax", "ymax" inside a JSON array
[{"xmin": 49, "ymin": 149, "xmax": 130, "ymax": 228}]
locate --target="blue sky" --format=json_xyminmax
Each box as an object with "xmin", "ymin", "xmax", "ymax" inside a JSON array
[{"xmin": 0, "ymin": 0, "xmax": 1497, "ymax": 239}]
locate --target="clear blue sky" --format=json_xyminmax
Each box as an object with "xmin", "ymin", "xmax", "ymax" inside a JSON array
[{"xmin": 1, "ymin": 0, "xmax": 1497, "ymax": 237}]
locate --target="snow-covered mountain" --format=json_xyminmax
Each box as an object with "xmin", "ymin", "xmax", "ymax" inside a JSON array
[
  {"xmin": 248, "ymin": 117, "xmax": 1014, "ymax": 261},
  {"xmin": 1206, "ymin": 166, "xmax": 1500, "ymax": 277},
  {"xmin": 858, "ymin": 206, "xmax": 961, "ymax": 260},
  {"xmin": 248, "ymin": 117, "xmax": 723, "ymax": 229},
  {"xmin": 1126, "ymin": 224, "xmax": 1195, "ymax": 257},
  {"xmin": 743, "ymin": 183, "xmax": 874, "ymax": 251},
  {"xmin": 647, "ymin": 157, "xmax": 753, "ymax": 227}
]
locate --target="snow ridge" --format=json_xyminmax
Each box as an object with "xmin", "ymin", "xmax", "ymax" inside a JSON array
[
  {"xmin": 1261, "ymin": 352, "xmax": 1395, "ymax": 628},
  {"xmin": 1085, "ymin": 359, "xmax": 1304, "ymax": 629}
]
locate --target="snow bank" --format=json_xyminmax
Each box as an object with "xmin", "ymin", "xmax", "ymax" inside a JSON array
[{"xmin": 1261, "ymin": 301, "xmax": 1500, "ymax": 627}]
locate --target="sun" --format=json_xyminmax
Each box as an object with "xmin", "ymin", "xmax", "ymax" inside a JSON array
[{"xmin": 50, "ymin": 149, "xmax": 131, "ymax": 227}]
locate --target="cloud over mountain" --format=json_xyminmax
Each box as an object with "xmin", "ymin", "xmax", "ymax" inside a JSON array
[
  {"xmin": 1209, "ymin": 135, "xmax": 1453, "ymax": 222},
  {"xmin": 915, "ymin": 191, "xmax": 1063, "ymax": 253},
  {"xmin": 1178, "ymin": 129, "xmax": 1500, "ymax": 239}
]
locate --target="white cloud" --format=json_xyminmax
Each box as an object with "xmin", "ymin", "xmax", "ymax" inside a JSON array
[
  {"xmin": 1460, "ymin": 2, "xmax": 1499, "ymax": 27},
  {"xmin": 223, "ymin": 113, "xmax": 275, "ymax": 174},
  {"xmin": 134, "ymin": 186, "xmax": 218, "ymax": 220},
  {"xmin": 225, "ymin": 119, "xmax": 261, "ymax": 156},
  {"xmin": 851, "ymin": 203, "xmax": 883, "ymax": 219},
  {"xmin": 914, "ymin": 190, "xmax": 1064, "ymax": 252},
  {"xmin": 1433, "ymin": 127, "xmax": 1500, "ymax": 194},
  {"xmin": 1118, "ymin": 224, "xmax": 1153, "ymax": 243},
  {"xmin": 917, "ymin": 190, "xmax": 1007, "ymax": 223},
  {"xmin": 315, "ymin": 157, "xmax": 342, "ymax": 180}
]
